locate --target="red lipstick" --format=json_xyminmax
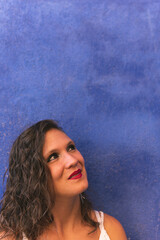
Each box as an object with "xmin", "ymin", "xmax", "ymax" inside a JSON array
[{"xmin": 68, "ymin": 169, "xmax": 82, "ymax": 180}]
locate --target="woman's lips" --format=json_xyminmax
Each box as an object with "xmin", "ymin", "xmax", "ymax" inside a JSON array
[
  {"xmin": 69, "ymin": 173, "xmax": 82, "ymax": 180},
  {"xmin": 68, "ymin": 169, "xmax": 82, "ymax": 180}
]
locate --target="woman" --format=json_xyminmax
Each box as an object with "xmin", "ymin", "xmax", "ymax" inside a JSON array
[{"xmin": 0, "ymin": 120, "xmax": 127, "ymax": 240}]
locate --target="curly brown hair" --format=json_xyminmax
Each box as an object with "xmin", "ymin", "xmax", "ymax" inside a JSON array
[{"xmin": 0, "ymin": 120, "xmax": 98, "ymax": 240}]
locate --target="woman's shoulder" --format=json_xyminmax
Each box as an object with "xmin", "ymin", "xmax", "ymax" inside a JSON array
[
  {"xmin": 103, "ymin": 213, "xmax": 127, "ymax": 240},
  {"xmin": 0, "ymin": 232, "xmax": 15, "ymax": 240}
]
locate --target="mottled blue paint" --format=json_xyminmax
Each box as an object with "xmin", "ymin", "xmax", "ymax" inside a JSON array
[{"xmin": 0, "ymin": 1, "xmax": 160, "ymax": 239}]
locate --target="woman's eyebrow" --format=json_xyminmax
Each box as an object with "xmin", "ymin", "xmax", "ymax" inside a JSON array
[{"xmin": 67, "ymin": 140, "xmax": 75, "ymax": 146}]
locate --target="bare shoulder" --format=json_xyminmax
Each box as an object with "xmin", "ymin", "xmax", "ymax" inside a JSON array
[{"xmin": 103, "ymin": 213, "xmax": 127, "ymax": 240}]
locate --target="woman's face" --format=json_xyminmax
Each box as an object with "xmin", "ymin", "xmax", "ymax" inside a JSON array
[{"xmin": 43, "ymin": 129, "xmax": 88, "ymax": 198}]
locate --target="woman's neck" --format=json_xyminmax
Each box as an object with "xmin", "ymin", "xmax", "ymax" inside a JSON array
[{"xmin": 51, "ymin": 195, "xmax": 82, "ymax": 234}]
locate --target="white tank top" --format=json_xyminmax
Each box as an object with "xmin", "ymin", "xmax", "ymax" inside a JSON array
[
  {"xmin": 95, "ymin": 211, "xmax": 111, "ymax": 240},
  {"xmin": 23, "ymin": 211, "xmax": 111, "ymax": 240}
]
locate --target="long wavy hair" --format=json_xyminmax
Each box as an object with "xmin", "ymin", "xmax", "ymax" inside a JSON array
[{"xmin": 0, "ymin": 120, "xmax": 98, "ymax": 240}]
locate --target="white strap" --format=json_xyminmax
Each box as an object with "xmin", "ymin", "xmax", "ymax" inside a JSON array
[
  {"xmin": 95, "ymin": 210, "xmax": 104, "ymax": 231},
  {"xmin": 100, "ymin": 211, "xmax": 104, "ymax": 226},
  {"xmin": 22, "ymin": 233, "xmax": 28, "ymax": 240}
]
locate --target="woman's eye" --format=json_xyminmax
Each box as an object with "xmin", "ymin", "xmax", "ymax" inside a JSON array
[
  {"xmin": 68, "ymin": 144, "xmax": 76, "ymax": 152},
  {"xmin": 47, "ymin": 153, "xmax": 58, "ymax": 162}
]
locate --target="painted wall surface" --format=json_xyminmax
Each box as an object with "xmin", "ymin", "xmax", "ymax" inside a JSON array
[{"xmin": 0, "ymin": 0, "xmax": 159, "ymax": 239}]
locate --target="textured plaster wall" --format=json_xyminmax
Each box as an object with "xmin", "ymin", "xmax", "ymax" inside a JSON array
[{"xmin": 0, "ymin": 1, "xmax": 160, "ymax": 239}]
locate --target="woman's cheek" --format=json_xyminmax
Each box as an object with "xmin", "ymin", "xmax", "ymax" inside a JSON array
[
  {"xmin": 76, "ymin": 150, "xmax": 84, "ymax": 162},
  {"xmin": 49, "ymin": 162, "xmax": 64, "ymax": 179}
]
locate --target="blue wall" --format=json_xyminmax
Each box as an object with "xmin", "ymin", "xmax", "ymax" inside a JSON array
[{"xmin": 0, "ymin": 1, "xmax": 159, "ymax": 239}]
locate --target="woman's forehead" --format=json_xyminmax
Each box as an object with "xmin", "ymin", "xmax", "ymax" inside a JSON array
[{"xmin": 43, "ymin": 129, "xmax": 72, "ymax": 155}]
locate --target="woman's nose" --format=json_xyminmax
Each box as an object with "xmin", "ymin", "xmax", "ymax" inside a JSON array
[{"xmin": 63, "ymin": 152, "xmax": 78, "ymax": 168}]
